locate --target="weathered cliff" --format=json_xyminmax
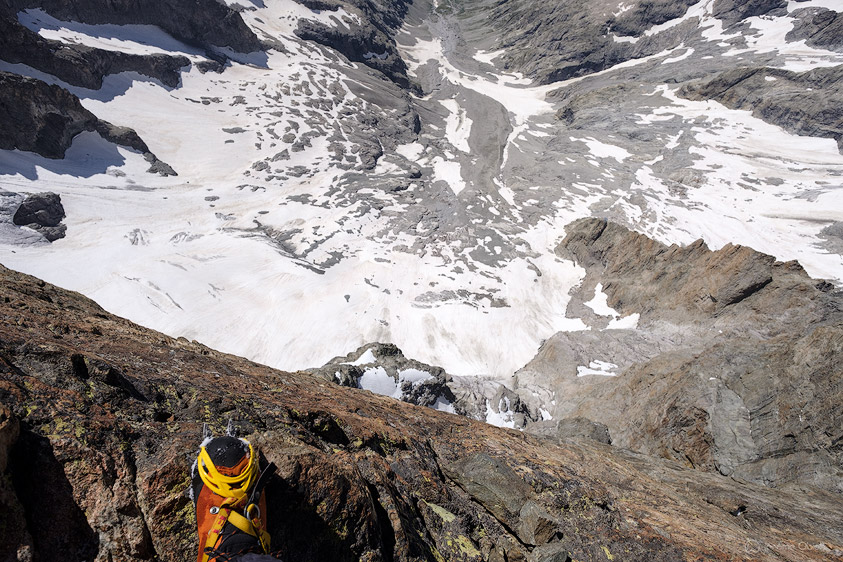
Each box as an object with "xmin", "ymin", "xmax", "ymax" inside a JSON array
[
  {"xmin": 3, "ymin": 0, "xmax": 262, "ymax": 53},
  {"xmin": 788, "ymin": 7, "xmax": 843, "ymax": 51},
  {"xmin": 292, "ymin": 0, "xmax": 415, "ymax": 88},
  {"xmin": 0, "ymin": 13, "xmax": 189, "ymax": 90},
  {"xmin": 515, "ymin": 218, "xmax": 842, "ymax": 496},
  {"xmin": 449, "ymin": 0, "xmax": 786, "ymax": 85},
  {"xmin": 0, "ymin": 71, "xmax": 174, "ymax": 173}
]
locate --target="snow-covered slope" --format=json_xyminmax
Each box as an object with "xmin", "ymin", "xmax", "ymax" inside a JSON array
[{"xmin": 1, "ymin": 0, "xmax": 842, "ymax": 391}]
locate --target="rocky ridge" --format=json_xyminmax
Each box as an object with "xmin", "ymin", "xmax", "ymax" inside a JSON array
[
  {"xmin": 507, "ymin": 218, "xmax": 843, "ymax": 494},
  {"xmin": 451, "ymin": 0, "xmax": 790, "ymax": 84},
  {"xmin": 711, "ymin": 0, "xmax": 787, "ymax": 28},
  {"xmin": 450, "ymin": 0, "xmax": 699, "ymax": 83},
  {"xmin": 313, "ymin": 342, "xmax": 459, "ymax": 411},
  {"xmin": 0, "ymin": 9, "xmax": 190, "ymax": 90},
  {"xmin": 1, "ymin": 263, "xmax": 843, "ymax": 561},
  {"xmin": 336, "ymin": 219, "xmax": 843, "ymax": 498}
]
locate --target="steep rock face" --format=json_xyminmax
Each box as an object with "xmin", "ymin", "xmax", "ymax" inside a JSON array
[
  {"xmin": 453, "ymin": 0, "xmax": 700, "ymax": 84},
  {"xmin": 0, "ymin": 71, "xmax": 99, "ymax": 158},
  {"xmin": 0, "ymin": 14, "xmax": 189, "ymax": 90},
  {"xmin": 5, "ymin": 0, "xmax": 262, "ymax": 53},
  {"xmin": 0, "ymin": 71, "xmax": 175, "ymax": 173},
  {"xmin": 515, "ymin": 219, "xmax": 843, "ymax": 493},
  {"xmin": 679, "ymin": 65, "xmax": 843, "ymax": 152},
  {"xmin": 296, "ymin": 19, "xmax": 411, "ymax": 88},
  {"xmin": 788, "ymin": 7, "xmax": 843, "ymax": 51},
  {"xmin": 293, "ymin": 0, "xmax": 414, "ymax": 87},
  {"xmin": 1, "ymin": 264, "xmax": 842, "ymax": 561},
  {"xmin": 610, "ymin": 0, "xmax": 700, "ymax": 36},
  {"xmin": 556, "ymin": 218, "xmax": 800, "ymax": 321},
  {"xmin": 711, "ymin": 0, "xmax": 788, "ymax": 27}
]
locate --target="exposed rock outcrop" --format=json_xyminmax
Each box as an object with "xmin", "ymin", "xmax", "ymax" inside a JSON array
[
  {"xmin": 788, "ymin": 7, "xmax": 843, "ymax": 51},
  {"xmin": 12, "ymin": 192, "xmax": 66, "ymax": 242},
  {"xmin": 457, "ymin": 0, "xmax": 626, "ymax": 83},
  {"xmin": 1, "ymin": 264, "xmax": 842, "ymax": 561},
  {"xmin": 454, "ymin": 0, "xmax": 700, "ymax": 84},
  {"xmin": 0, "ymin": 190, "xmax": 46, "ymax": 246},
  {"xmin": 5, "ymin": 0, "xmax": 262, "ymax": 53},
  {"xmin": 610, "ymin": 0, "xmax": 700, "ymax": 36},
  {"xmin": 0, "ymin": 14, "xmax": 189, "ymax": 90},
  {"xmin": 0, "ymin": 71, "xmax": 175, "ymax": 174},
  {"xmin": 679, "ymin": 65, "xmax": 843, "ymax": 152},
  {"xmin": 712, "ymin": 0, "xmax": 788, "ymax": 27},
  {"xmin": 514, "ymin": 218, "xmax": 843, "ymax": 494},
  {"xmin": 0, "ymin": 71, "xmax": 99, "ymax": 159},
  {"xmin": 313, "ymin": 342, "xmax": 459, "ymax": 412},
  {"xmin": 820, "ymin": 221, "xmax": 843, "ymax": 255},
  {"xmin": 530, "ymin": 417, "xmax": 613, "ymax": 445},
  {"xmin": 293, "ymin": 0, "xmax": 414, "ymax": 88}
]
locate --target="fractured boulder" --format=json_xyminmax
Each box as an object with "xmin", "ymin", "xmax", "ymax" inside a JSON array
[{"xmin": 12, "ymin": 192, "xmax": 66, "ymax": 242}]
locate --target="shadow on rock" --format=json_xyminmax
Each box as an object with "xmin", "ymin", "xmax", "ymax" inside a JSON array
[
  {"xmin": 9, "ymin": 428, "xmax": 99, "ymax": 561},
  {"xmin": 0, "ymin": 131, "xmax": 127, "ymax": 180},
  {"xmin": 266, "ymin": 474, "xmax": 362, "ymax": 562}
]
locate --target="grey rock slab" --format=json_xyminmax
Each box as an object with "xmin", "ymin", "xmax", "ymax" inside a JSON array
[
  {"xmin": 442, "ymin": 453, "xmax": 533, "ymax": 524},
  {"xmin": 516, "ymin": 500, "xmax": 559, "ymax": 546},
  {"xmin": 530, "ymin": 417, "xmax": 612, "ymax": 446},
  {"xmin": 678, "ymin": 65, "xmax": 843, "ymax": 153},
  {"xmin": 12, "ymin": 192, "xmax": 64, "ymax": 228},
  {"xmin": 819, "ymin": 221, "xmax": 843, "ymax": 256},
  {"xmin": 10, "ymin": 192, "xmax": 66, "ymax": 242},
  {"xmin": 712, "ymin": 0, "xmax": 788, "ymax": 28},
  {"xmin": 0, "ymin": 189, "xmax": 47, "ymax": 245},
  {"xmin": 788, "ymin": 7, "xmax": 843, "ymax": 51}
]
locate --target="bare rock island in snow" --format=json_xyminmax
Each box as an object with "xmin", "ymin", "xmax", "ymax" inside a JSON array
[
  {"xmin": 0, "ymin": 71, "xmax": 175, "ymax": 175},
  {"xmin": 0, "ymin": 0, "xmax": 842, "ymax": 560}
]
